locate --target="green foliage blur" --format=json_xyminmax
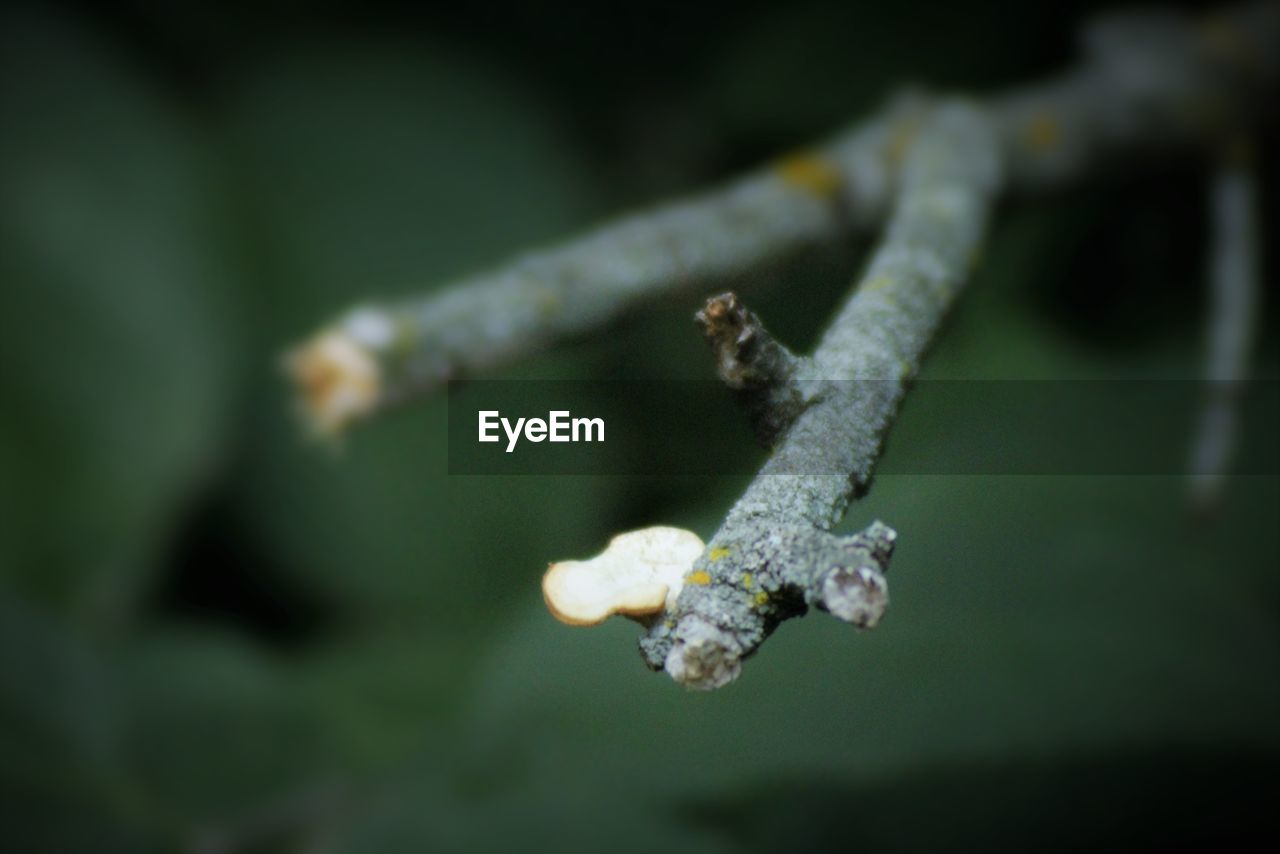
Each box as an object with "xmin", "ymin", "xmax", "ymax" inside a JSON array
[{"xmin": 1, "ymin": 0, "xmax": 1276, "ymax": 851}]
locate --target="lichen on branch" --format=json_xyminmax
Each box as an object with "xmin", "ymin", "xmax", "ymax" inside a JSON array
[
  {"xmin": 282, "ymin": 2, "xmax": 1280, "ymax": 689},
  {"xmin": 639, "ymin": 101, "xmax": 1003, "ymax": 689},
  {"xmin": 285, "ymin": 1, "xmax": 1279, "ymax": 436},
  {"xmin": 695, "ymin": 293, "xmax": 812, "ymax": 446}
]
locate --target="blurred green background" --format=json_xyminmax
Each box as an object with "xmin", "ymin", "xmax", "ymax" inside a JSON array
[{"xmin": 1, "ymin": 0, "xmax": 1276, "ymax": 851}]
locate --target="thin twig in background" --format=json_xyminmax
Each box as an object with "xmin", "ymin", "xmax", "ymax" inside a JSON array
[{"xmin": 1189, "ymin": 139, "xmax": 1261, "ymax": 515}]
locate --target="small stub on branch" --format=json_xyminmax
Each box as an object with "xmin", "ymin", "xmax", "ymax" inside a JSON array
[
  {"xmin": 809, "ymin": 520, "xmax": 896, "ymax": 629},
  {"xmin": 817, "ymin": 566, "xmax": 889, "ymax": 628},
  {"xmin": 542, "ymin": 527, "xmax": 704, "ymax": 626},
  {"xmin": 696, "ymin": 292, "xmax": 798, "ymax": 390},
  {"xmin": 696, "ymin": 292, "xmax": 809, "ymax": 445}
]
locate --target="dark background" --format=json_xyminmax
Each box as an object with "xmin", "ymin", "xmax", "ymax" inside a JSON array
[{"xmin": 1, "ymin": 0, "xmax": 1276, "ymax": 851}]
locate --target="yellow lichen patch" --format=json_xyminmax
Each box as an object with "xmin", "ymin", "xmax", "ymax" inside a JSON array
[
  {"xmin": 1199, "ymin": 16, "xmax": 1261, "ymax": 71},
  {"xmin": 1022, "ymin": 111, "xmax": 1061, "ymax": 153},
  {"xmin": 754, "ymin": 591, "xmax": 770, "ymax": 607},
  {"xmin": 862, "ymin": 275, "xmax": 894, "ymax": 293},
  {"xmin": 708, "ymin": 546, "xmax": 732, "ymax": 562},
  {"xmin": 885, "ymin": 122, "xmax": 916, "ymax": 165},
  {"xmin": 686, "ymin": 570, "xmax": 712, "ymax": 586},
  {"xmin": 775, "ymin": 152, "xmax": 843, "ymax": 198},
  {"xmin": 967, "ymin": 242, "xmax": 985, "ymax": 273},
  {"xmin": 392, "ymin": 315, "xmax": 418, "ymax": 356},
  {"xmin": 533, "ymin": 287, "xmax": 562, "ymax": 319},
  {"xmin": 1223, "ymin": 135, "xmax": 1254, "ymax": 169},
  {"xmin": 741, "ymin": 573, "xmax": 754, "ymax": 588}
]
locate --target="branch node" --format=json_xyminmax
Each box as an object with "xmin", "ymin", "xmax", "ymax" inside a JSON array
[
  {"xmin": 805, "ymin": 522, "xmax": 896, "ymax": 628},
  {"xmin": 817, "ymin": 565, "xmax": 889, "ymax": 629},
  {"xmin": 851, "ymin": 520, "xmax": 898, "ymax": 567}
]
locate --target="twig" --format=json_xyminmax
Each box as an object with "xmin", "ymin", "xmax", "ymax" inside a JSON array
[
  {"xmin": 695, "ymin": 293, "xmax": 811, "ymax": 445},
  {"xmin": 285, "ymin": 1, "xmax": 1280, "ymax": 435},
  {"xmin": 1189, "ymin": 138, "xmax": 1260, "ymax": 515},
  {"xmin": 640, "ymin": 101, "xmax": 1003, "ymax": 689},
  {"xmin": 284, "ymin": 97, "xmax": 922, "ymax": 435}
]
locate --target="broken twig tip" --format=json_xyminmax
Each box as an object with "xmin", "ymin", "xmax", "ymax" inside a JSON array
[{"xmin": 284, "ymin": 329, "xmax": 382, "ymax": 439}]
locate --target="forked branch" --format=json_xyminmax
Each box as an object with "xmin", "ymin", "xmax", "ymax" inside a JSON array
[
  {"xmin": 283, "ymin": 2, "xmax": 1279, "ymax": 689},
  {"xmin": 641, "ymin": 102, "xmax": 1002, "ymax": 688}
]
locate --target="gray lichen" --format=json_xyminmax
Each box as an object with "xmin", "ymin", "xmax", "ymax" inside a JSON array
[
  {"xmin": 640, "ymin": 103, "xmax": 1001, "ymax": 688},
  {"xmin": 288, "ymin": 2, "xmax": 1279, "ymax": 435}
]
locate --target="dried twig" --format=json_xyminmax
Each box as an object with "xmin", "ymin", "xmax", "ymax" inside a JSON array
[
  {"xmin": 1189, "ymin": 138, "xmax": 1260, "ymax": 514},
  {"xmin": 286, "ymin": 1, "xmax": 1280, "ymax": 436}
]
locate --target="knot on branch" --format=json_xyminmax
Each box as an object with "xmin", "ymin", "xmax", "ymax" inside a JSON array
[
  {"xmin": 696, "ymin": 292, "xmax": 810, "ymax": 445},
  {"xmin": 663, "ymin": 616, "xmax": 745, "ymax": 691},
  {"xmin": 805, "ymin": 521, "xmax": 897, "ymax": 629}
]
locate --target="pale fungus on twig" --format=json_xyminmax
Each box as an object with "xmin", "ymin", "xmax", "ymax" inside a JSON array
[{"xmin": 542, "ymin": 527, "xmax": 705, "ymax": 627}]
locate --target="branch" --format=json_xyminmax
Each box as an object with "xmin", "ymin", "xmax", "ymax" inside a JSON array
[
  {"xmin": 1189, "ymin": 138, "xmax": 1260, "ymax": 515},
  {"xmin": 284, "ymin": 95, "xmax": 923, "ymax": 435},
  {"xmin": 285, "ymin": 1, "xmax": 1280, "ymax": 435},
  {"xmin": 639, "ymin": 101, "xmax": 1003, "ymax": 689},
  {"xmin": 282, "ymin": 2, "xmax": 1279, "ymax": 689}
]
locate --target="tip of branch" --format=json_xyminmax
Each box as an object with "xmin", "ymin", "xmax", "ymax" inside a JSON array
[
  {"xmin": 663, "ymin": 616, "xmax": 743, "ymax": 690},
  {"xmin": 695, "ymin": 292, "xmax": 757, "ymax": 378},
  {"xmin": 283, "ymin": 328, "xmax": 383, "ymax": 438},
  {"xmin": 855, "ymin": 520, "xmax": 898, "ymax": 567},
  {"xmin": 695, "ymin": 292, "xmax": 808, "ymax": 447},
  {"xmin": 820, "ymin": 565, "xmax": 889, "ymax": 629},
  {"xmin": 806, "ymin": 521, "xmax": 896, "ymax": 629},
  {"xmin": 695, "ymin": 291, "xmax": 803, "ymax": 386}
]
